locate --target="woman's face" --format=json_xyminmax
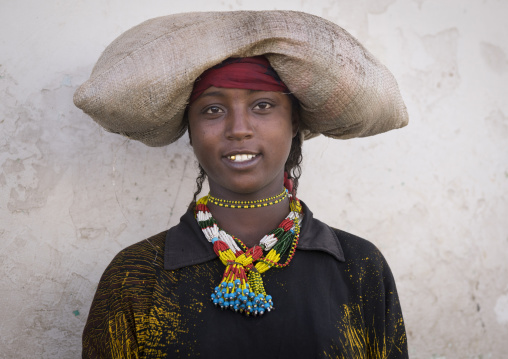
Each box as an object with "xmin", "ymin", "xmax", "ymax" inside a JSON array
[{"xmin": 188, "ymin": 86, "xmax": 297, "ymax": 199}]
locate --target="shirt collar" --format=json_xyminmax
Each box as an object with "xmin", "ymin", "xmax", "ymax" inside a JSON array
[{"xmin": 164, "ymin": 201, "xmax": 345, "ymax": 270}]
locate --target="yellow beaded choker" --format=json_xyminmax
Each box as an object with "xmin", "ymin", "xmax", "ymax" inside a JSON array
[{"xmin": 207, "ymin": 189, "xmax": 288, "ymax": 209}]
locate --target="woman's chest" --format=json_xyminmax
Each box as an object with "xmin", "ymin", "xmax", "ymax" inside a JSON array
[{"xmin": 141, "ymin": 253, "xmax": 371, "ymax": 358}]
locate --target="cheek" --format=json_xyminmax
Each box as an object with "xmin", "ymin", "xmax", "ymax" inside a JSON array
[
  {"xmin": 265, "ymin": 123, "xmax": 294, "ymax": 162},
  {"xmin": 188, "ymin": 121, "xmax": 209, "ymax": 149},
  {"xmin": 190, "ymin": 138, "xmax": 209, "ymax": 164},
  {"xmin": 274, "ymin": 119, "xmax": 295, "ymax": 145},
  {"xmin": 188, "ymin": 128, "xmax": 217, "ymax": 172}
]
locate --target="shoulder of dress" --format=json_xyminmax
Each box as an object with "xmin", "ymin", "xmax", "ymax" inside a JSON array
[
  {"xmin": 329, "ymin": 227, "xmax": 387, "ymax": 265},
  {"xmin": 104, "ymin": 230, "xmax": 167, "ymax": 275},
  {"xmin": 122, "ymin": 230, "xmax": 167, "ymax": 255}
]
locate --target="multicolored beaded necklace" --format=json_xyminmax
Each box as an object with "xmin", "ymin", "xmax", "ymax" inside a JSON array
[
  {"xmin": 207, "ymin": 188, "xmax": 287, "ymax": 209},
  {"xmin": 195, "ymin": 190, "xmax": 303, "ymax": 316}
]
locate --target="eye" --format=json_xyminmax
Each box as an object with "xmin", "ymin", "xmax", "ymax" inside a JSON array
[
  {"xmin": 253, "ymin": 102, "xmax": 273, "ymax": 110},
  {"xmin": 204, "ymin": 106, "xmax": 224, "ymax": 114}
]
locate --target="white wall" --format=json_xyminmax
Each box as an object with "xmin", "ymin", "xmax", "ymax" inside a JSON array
[{"xmin": 1, "ymin": 0, "xmax": 507, "ymax": 357}]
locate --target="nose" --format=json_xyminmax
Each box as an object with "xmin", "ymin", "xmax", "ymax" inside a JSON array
[{"xmin": 225, "ymin": 107, "xmax": 254, "ymax": 140}]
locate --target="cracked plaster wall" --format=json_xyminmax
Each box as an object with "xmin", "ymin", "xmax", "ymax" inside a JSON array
[{"xmin": 1, "ymin": 0, "xmax": 507, "ymax": 358}]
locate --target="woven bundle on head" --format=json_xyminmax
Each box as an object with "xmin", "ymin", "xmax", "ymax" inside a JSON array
[{"xmin": 74, "ymin": 11, "xmax": 408, "ymax": 147}]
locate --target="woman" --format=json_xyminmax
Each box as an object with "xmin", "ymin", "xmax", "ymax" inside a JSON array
[{"xmin": 75, "ymin": 11, "xmax": 409, "ymax": 359}]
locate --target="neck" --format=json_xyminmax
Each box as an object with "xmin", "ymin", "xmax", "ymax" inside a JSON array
[
  {"xmin": 208, "ymin": 197, "xmax": 291, "ymax": 248},
  {"xmin": 208, "ymin": 189, "xmax": 287, "ymax": 208}
]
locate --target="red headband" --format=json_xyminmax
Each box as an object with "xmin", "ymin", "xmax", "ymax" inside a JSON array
[{"xmin": 189, "ymin": 56, "xmax": 290, "ymax": 103}]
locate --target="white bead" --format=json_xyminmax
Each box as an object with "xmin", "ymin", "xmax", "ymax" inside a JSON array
[
  {"xmin": 197, "ymin": 211, "xmax": 212, "ymax": 221},
  {"xmin": 219, "ymin": 231, "xmax": 241, "ymax": 253},
  {"xmin": 260, "ymin": 234, "xmax": 277, "ymax": 250}
]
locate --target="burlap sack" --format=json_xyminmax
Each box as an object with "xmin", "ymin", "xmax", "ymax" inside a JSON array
[{"xmin": 74, "ymin": 11, "xmax": 408, "ymax": 147}]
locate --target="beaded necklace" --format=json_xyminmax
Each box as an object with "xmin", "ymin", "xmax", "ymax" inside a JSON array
[
  {"xmin": 207, "ymin": 188, "xmax": 287, "ymax": 209},
  {"xmin": 195, "ymin": 191, "xmax": 303, "ymax": 316}
]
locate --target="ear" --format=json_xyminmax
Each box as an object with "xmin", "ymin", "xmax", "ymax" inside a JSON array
[{"xmin": 291, "ymin": 109, "xmax": 300, "ymax": 138}]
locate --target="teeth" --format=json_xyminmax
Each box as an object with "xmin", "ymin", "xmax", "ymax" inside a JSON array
[{"xmin": 229, "ymin": 154, "xmax": 256, "ymax": 162}]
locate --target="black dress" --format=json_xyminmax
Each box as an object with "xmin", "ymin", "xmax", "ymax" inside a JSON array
[{"xmin": 83, "ymin": 203, "xmax": 408, "ymax": 358}]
